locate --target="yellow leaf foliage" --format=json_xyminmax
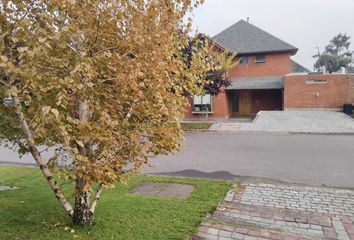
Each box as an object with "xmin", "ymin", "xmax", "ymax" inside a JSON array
[{"xmin": 0, "ymin": 0, "xmax": 230, "ymax": 189}]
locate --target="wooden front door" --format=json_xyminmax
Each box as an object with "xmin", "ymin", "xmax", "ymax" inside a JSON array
[{"xmin": 239, "ymin": 90, "xmax": 252, "ymax": 115}]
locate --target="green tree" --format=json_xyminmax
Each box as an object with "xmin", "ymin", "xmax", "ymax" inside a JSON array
[
  {"xmin": 314, "ymin": 33, "xmax": 353, "ymax": 73},
  {"xmin": 0, "ymin": 0, "xmax": 232, "ymax": 225}
]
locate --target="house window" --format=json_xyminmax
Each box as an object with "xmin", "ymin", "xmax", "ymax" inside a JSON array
[
  {"xmin": 255, "ymin": 53, "xmax": 266, "ymax": 63},
  {"xmin": 193, "ymin": 94, "xmax": 212, "ymax": 113},
  {"xmin": 240, "ymin": 56, "xmax": 248, "ymax": 64}
]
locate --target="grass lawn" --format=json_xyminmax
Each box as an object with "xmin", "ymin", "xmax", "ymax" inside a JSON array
[
  {"xmin": 0, "ymin": 166, "xmax": 231, "ymax": 240},
  {"xmin": 180, "ymin": 122, "xmax": 213, "ymax": 131}
]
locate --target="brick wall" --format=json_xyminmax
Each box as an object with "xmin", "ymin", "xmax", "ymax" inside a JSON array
[
  {"xmin": 228, "ymin": 52, "xmax": 292, "ymax": 78},
  {"xmin": 213, "ymin": 89, "xmax": 232, "ymax": 118},
  {"xmin": 284, "ymin": 74, "xmax": 351, "ymax": 110}
]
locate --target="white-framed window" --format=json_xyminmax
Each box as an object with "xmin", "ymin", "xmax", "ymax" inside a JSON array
[
  {"xmin": 255, "ymin": 53, "xmax": 266, "ymax": 63},
  {"xmin": 193, "ymin": 94, "xmax": 212, "ymax": 113}
]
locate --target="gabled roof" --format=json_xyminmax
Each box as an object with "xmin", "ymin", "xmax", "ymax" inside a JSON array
[
  {"xmin": 291, "ymin": 60, "xmax": 310, "ymax": 73},
  {"xmin": 212, "ymin": 20, "xmax": 298, "ymax": 55}
]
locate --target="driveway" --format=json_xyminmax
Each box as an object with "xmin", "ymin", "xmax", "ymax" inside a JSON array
[
  {"xmin": 144, "ymin": 132, "xmax": 354, "ymax": 188},
  {"xmin": 210, "ymin": 111, "xmax": 354, "ymax": 134}
]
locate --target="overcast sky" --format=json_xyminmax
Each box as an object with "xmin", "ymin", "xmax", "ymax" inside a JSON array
[{"xmin": 190, "ymin": 0, "xmax": 354, "ymax": 70}]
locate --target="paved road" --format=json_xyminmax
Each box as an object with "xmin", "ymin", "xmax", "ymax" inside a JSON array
[
  {"xmin": 144, "ymin": 132, "xmax": 354, "ymax": 188},
  {"xmin": 1, "ymin": 132, "xmax": 354, "ymax": 188}
]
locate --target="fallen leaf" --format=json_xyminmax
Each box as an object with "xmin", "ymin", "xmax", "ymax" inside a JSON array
[
  {"xmin": 51, "ymin": 108, "xmax": 59, "ymax": 119},
  {"xmin": 51, "ymin": 222, "xmax": 61, "ymax": 227},
  {"xmin": 0, "ymin": 56, "xmax": 8, "ymax": 62}
]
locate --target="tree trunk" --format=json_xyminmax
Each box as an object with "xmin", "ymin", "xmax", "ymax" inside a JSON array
[
  {"xmin": 10, "ymin": 91, "xmax": 74, "ymax": 217},
  {"xmin": 73, "ymin": 179, "xmax": 93, "ymax": 225},
  {"xmin": 73, "ymin": 190, "xmax": 94, "ymax": 225},
  {"xmin": 73, "ymin": 98, "xmax": 94, "ymax": 225}
]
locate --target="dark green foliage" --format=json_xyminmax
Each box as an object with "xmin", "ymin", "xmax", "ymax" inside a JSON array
[
  {"xmin": 183, "ymin": 34, "xmax": 232, "ymax": 96},
  {"xmin": 314, "ymin": 33, "xmax": 353, "ymax": 73}
]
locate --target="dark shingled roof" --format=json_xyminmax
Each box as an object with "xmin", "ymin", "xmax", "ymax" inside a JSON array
[
  {"xmin": 212, "ymin": 20, "xmax": 298, "ymax": 55},
  {"xmin": 291, "ymin": 60, "xmax": 310, "ymax": 73},
  {"xmin": 226, "ymin": 76, "xmax": 284, "ymax": 90}
]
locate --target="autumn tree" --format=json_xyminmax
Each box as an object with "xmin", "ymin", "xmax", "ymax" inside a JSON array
[
  {"xmin": 314, "ymin": 33, "xmax": 353, "ymax": 73},
  {"xmin": 0, "ymin": 0, "xmax": 232, "ymax": 225}
]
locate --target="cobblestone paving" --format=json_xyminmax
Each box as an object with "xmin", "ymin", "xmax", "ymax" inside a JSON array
[
  {"xmin": 240, "ymin": 184, "xmax": 354, "ymax": 217},
  {"xmin": 192, "ymin": 183, "xmax": 354, "ymax": 240}
]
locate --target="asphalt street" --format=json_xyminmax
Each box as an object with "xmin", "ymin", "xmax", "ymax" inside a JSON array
[
  {"xmin": 144, "ymin": 132, "xmax": 354, "ymax": 188},
  {"xmin": 1, "ymin": 132, "xmax": 353, "ymax": 188}
]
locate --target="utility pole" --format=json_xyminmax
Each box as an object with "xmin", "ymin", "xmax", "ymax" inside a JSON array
[
  {"xmin": 316, "ymin": 47, "xmax": 326, "ymax": 73},
  {"xmin": 316, "ymin": 47, "xmax": 320, "ymax": 57}
]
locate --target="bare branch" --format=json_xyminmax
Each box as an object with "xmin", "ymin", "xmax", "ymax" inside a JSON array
[
  {"xmin": 123, "ymin": 99, "xmax": 138, "ymax": 124},
  {"xmin": 89, "ymin": 183, "xmax": 103, "ymax": 213},
  {"xmin": 0, "ymin": 80, "xmax": 9, "ymax": 86},
  {"xmin": 78, "ymin": 97, "xmax": 89, "ymax": 121},
  {"xmin": 99, "ymin": 77, "xmax": 117, "ymax": 83},
  {"xmin": 92, "ymin": 47, "xmax": 118, "ymax": 56},
  {"xmin": 36, "ymin": 64, "xmax": 65, "ymax": 71}
]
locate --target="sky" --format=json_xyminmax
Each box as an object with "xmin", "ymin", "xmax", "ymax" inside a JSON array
[{"xmin": 189, "ymin": 0, "xmax": 354, "ymax": 70}]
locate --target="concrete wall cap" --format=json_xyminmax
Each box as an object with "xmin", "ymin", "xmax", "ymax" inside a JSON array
[
  {"xmin": 286, "ymin": 73, "xmax": 308, "ymax": 76},
  {"xmin": 286, "ymin": 73, "xmax": 351, "ymax": 77}
]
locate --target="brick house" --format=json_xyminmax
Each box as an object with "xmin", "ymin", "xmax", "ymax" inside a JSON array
[{"xmin": 184, "ymin": 20, "xmax": 354, "ymax": 120}]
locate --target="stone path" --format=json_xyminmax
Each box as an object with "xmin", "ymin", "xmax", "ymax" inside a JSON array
[{"xmin": 192, "ymin": 183, "xmax": 354, "ymax": 240}]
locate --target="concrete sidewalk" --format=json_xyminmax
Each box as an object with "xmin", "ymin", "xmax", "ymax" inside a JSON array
[{"xmin": 210, "ymin": 111, "xmax": 354, "ymax": 134}]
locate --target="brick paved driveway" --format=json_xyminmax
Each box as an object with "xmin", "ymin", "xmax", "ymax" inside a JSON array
[{"xmin": 193, "ymin": 183, "xmax": 354, "ymax": 240}]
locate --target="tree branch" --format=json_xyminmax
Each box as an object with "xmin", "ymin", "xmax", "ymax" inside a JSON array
[
  {"xmin": 123, "ymin": 99, "xmax": 138, "ymax": 124},
  {"xmin": 92, "ymin": 47, "xmax": 118, "ymax": 56},
  {"xmin": 10, "ymin": 88, "xmax": 74, "ymax": 217},
  {"xmin": 78, "ymin": 96, "xmax": 89, "ymax": 121},
  {"xmin": 0, "ymin": 80, "xmax": 9, "ymax": 86},
  {"xmin": 89, "ymin": 183, "xmax": 103, "ymax": 213}
]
